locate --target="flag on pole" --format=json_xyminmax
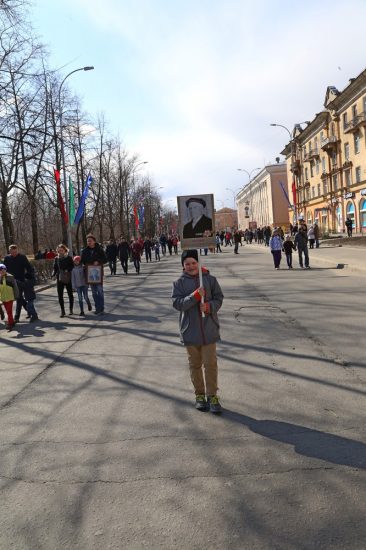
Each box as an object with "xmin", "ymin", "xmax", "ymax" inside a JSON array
[
  {"xmin": 138, "ymin": 205, "xmax": 145, "ymax": 227},
  {"xmin": 54, "ymin": 169, "xmax": 68, "ymax": 225},
  {"xmin": 278, "ymin": 180, "xmax": 293, "ymax": 209},
  {"xmin": 133, "ymin": 206, "xmax": 139, "ymax": 228},
  {"xmin": 291, "ymin": 180, "xmax": 297, "ymax": 207},
  {"xmin": 69, "ymin": 176, "xmax": 75, "ymax": 227},
  {"xmin": 74, "ymin": 173, "xmax": 92, "ymax": 225}
]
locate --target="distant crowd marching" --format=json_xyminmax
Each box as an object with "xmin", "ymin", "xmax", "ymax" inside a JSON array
[
  {"xmin": 0, "ymin": 233, "xmax": 179, "ymax": 331},
  {"xmin": 215, "ymin": 220, "xmax": 319, "ymax": 270}
]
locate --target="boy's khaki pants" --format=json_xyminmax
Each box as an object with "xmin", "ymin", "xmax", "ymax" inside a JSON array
[{"xmin": 186, "ymin": 343, "xmax": 218, "ymax": 396}]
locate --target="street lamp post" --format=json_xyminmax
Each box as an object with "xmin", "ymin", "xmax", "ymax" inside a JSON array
[
  {"xmin": 225, "ymin": 187, "xmax": 241, "ymax": 209},
  {"xmin": 270, "ymin": 121, "xmax": 310, "ymax": 224},
  {"xmin": 58, "ymin": 66, "xmax": 94, "ymax": 254},
  {"xmin": 237, "ymin": 167, "xmax": 261, "ymax": 225}
]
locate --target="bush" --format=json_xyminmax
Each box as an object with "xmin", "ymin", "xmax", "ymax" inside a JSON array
[{"xmin": 30, "ymin": 259, "xmax": 54, "ymax": 285}]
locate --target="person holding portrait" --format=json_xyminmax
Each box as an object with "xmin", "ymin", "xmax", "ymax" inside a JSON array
[{"xmin": 81, "ymin": 234, "xmax": 107, "ymax": 315}]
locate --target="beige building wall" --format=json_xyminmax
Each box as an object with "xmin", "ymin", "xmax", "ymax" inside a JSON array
[
  {"xmin": 236, "ymin": 163, "xmax": 289, "ymax": 230},
  {"xmin": 283, "ymin": 68, "xmax": 366, "ymax": 234}
]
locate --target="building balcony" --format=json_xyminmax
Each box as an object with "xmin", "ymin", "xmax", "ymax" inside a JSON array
[
  {"xmin": 342, "ymin": 160, "xmax": 353, "ymax": 169},
  {"xmin": 344, "ymin": 112, "xmax": 366, "ymax": 133},
  {"xmin": 320, "ymin": 135, "xmax": 338, "ymax": 151},
  {"xmin": 304, "ymin": 150, "xmax": 320, "ymax": 162},
  {"xmin": 291, "ymin": 159, "xmax": 301, "ymax": 174}
]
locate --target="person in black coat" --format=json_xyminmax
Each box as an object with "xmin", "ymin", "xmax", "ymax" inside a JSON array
[
  {"xmin": 106, "ymin": 239, "xmax": 118, "ymax": 275},
  {"xmin": 4, "ymin": 244, "xmax": 38, "ymax": 322},
  {"xmin": 118, "ymin": 236, "xmax": 131, "ymax": 274},
  {"xmin": 80, "ymin": 234, "xmax": 107, "ymax": 314},
  {"xmin": 52, "ymin": 244, "xmax": 74, "ymax": 317},
  {"xmin": 182, "ymin": 198, "xmax": 213, "ymax": 239}
]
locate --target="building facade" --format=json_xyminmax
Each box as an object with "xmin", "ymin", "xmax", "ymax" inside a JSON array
[
  {"xmin": 236, "ymin": 162, "xmax": 289, "ymax": 230},
  {"xmin": 282, "ymin": 68, "xmax": 366, "ymax": 234},
  {"xmin": 214, "ymin": 207, "xmax": 238, "ymax": 231}
]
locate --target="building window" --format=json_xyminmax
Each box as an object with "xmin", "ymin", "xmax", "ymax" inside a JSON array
[
  {"xmin": 321, "ymin": 157, "xmax": 326, "ymax": 172},
  {"xmin": 360, "ymin": 198, "xmax": 366, "ymax": 228},
  {"xmin": 310, "ymin": 162, "xmax": 314, "ymax": 178},
  {"xmin": 344, "ymin": 142, "xmax": 350, "ymax": 161},
  {"xmin": 305, "ymin": 167, "xmax": 309, "ymax": 181},
  {"xmin": 314, "ymin": 137, "xmax": 318, "ymax": 153},
  {"xmin": 346, "ymin": 201, "xmax": 355, "ymax": 227},
  {"xmin": 343, "ymin": 112, "xmax": 348, "ymax": 130},
  {"xmin": 354, "ymin": 132, "xmax": 361, "ymax": 154},
  {"xmin": 312, "ymin": 186, "xmax": 315, "ymax": 198},
  {"xmin": 352, "ymin": 104, "xmax": 358, "ymax": 119},
  {"xmin": 363, "ymin": 96, "xmax": 366, "ymax": 114},
  {"xmin": 306, "ymin": 187, "xmax": 310, "ymax": 200},
  {"xmin": 307, "ymin": 212, "xmax": 312, "ymax": 225},
  {"xmin": 331, "ymin": 151, "xmax": 337, "ymax": 166},
  {"xmin": 332, "ymin": 174, "xmax": 338, "ymax": 191},
  {"xmin": 330, "ymin": 122, "xmax": 335, "ymax": 135},
  {"xmin": 323, "ymin": 180, "xmax": 328, "ymax": 194},
  {"xmin": 345, "ymin": 169, "xmax": 351, "ymax": 187},
  {"xmin": 317, "ymin": 183, "xmax": 321, "ymax": 196},
  {"xmin": 320, "ymin": 131, "xmax": 324, "ymax": 142},
  {"xmin": 355, "ymin": 166, "xmax": 362, "ymax": 183},
  {"xmin": 316, "ymin": 158, "xmax": 320, "ymax": 175}
]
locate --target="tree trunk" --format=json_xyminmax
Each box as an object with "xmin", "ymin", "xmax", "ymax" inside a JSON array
[{"xmin": 1, "ymin": 193, "xmax": 15, "ymax": 250}]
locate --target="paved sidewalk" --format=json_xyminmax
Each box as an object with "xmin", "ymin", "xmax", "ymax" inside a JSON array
[{"xmin": 250, "ymin": 242, "xmax": 366, "ymax": 273}]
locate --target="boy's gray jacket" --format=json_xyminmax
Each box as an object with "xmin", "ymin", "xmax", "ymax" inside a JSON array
[{"xmin": 172, "ymin": 270, "xmax": 224, "ymax": 346}]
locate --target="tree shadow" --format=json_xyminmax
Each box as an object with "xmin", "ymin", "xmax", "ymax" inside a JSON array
[{"xmin": 223, "ymin": 409, "xmax": 366, "ymax": 469}]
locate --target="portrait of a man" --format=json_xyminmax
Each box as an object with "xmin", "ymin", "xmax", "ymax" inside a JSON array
[
  {"xmin": 182, "ymin": 197, "xmax": 213, "ymax": 239},
  {"xmin": 86, "ymin": 265, "xmax": 103, "ymax": 284}
]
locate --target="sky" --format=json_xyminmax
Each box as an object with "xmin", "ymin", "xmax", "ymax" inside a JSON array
[{"xmin": 31, "ymin": 0, "xmax": 366, "ymax": 209}]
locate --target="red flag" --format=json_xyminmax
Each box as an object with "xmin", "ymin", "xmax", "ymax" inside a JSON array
[
  {"xmin": 54, "ymin": 169, "xmax": 69, "ymax": 225},
  {"xmin": 133, "ymin": 206, "xmax": 139, "ymax": 228},
  {"xmin": 291, "ymin": 180, "xmax": 297, "ymax": 207}
]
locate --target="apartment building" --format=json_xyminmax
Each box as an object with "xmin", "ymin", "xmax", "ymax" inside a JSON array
[
  {"xmin": 236, "ymin": 162, "xmax": 289, "ymax": 230},
  {"xmin": 282, "ymin": 68, "xmax": 366, "ymax": 233}
]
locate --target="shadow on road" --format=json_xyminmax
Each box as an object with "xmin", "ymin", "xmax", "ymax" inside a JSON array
[{"xmin": 222, "ymin": 409, "xmax": 366, "ymax": 469}]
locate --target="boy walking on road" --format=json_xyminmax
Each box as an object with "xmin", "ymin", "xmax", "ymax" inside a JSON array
[{"xmin": 172, "ymin": 249, "xmax": 224, "ymax": 413}]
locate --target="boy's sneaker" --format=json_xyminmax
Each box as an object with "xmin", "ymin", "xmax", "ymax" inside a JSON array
[
  {"xmin": 87, "ymin": 302, "xmax": 92, "ymax": 311},
  {"xmin": 195, "ymin": 394, "xmax": 208, "ymax": 411},
  {"xmin": 207, "ymin": 395, "xmax": 222, "ymax": 414}
]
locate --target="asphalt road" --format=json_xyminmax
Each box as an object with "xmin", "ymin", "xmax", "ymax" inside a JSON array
[{"xmin": 1, "ymin": 247, "xmax": 365, "ymax": 550}]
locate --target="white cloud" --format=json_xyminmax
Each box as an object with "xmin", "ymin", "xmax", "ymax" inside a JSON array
[{"xmin": 41, "ymin": 0, "xmax": 366, "ymax": 204}]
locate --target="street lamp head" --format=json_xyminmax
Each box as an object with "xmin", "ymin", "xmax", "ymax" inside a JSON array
[
  {"xmin": 270, "ymin": 123, "xmax": 277, "ymax": 127},
  {"xmin": 83, "ymin": 66, "xmax": 94, "ymax": 71}
]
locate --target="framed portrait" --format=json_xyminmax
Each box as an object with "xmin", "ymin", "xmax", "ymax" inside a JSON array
[
  {"xmin": 86, "ymin": 264, "xmax": 103, "ymax": 285},
  {"xmin": 177, "ymin": 193, "xmax": 216, "ymax": 249}
]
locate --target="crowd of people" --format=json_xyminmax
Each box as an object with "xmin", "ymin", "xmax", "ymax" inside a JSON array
[
  {"xmin": 0, "ymin": 233, "xmax": 180, "ymax": 330},
  {"xmin": 268, "ymin": 220, "xmax": 314, "ymax": 270}
]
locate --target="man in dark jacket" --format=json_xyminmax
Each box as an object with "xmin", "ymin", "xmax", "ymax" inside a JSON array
[
  {"xmin": 118, "ymin": 236, "xmax": 131, "ymax": 274},
  {"xmin": 81, "ymin": 234, "xmax": 107, "ymax": 314},
  {"xmin": 4, "ymin": 244, "xmax": 38, "ymax": 322},
  {"xmin": 182, "ymin": 198, "xmax": 213, "ymax": 239},
  {"xmin": 106, "ymin": 239, "xmax": 118, "ymax": 275},
  {"xmin": 294, "ymin": 227, "xmax": 310, "ymax": 269}
]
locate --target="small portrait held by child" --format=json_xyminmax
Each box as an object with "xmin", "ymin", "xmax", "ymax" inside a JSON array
[
  {"xmin": 172, "ymin": 249, "xmax": 224, "ymax": 413},
  {"xmin": 0, "ymin": 264, "xmax": 19, "ymax": 331}
]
